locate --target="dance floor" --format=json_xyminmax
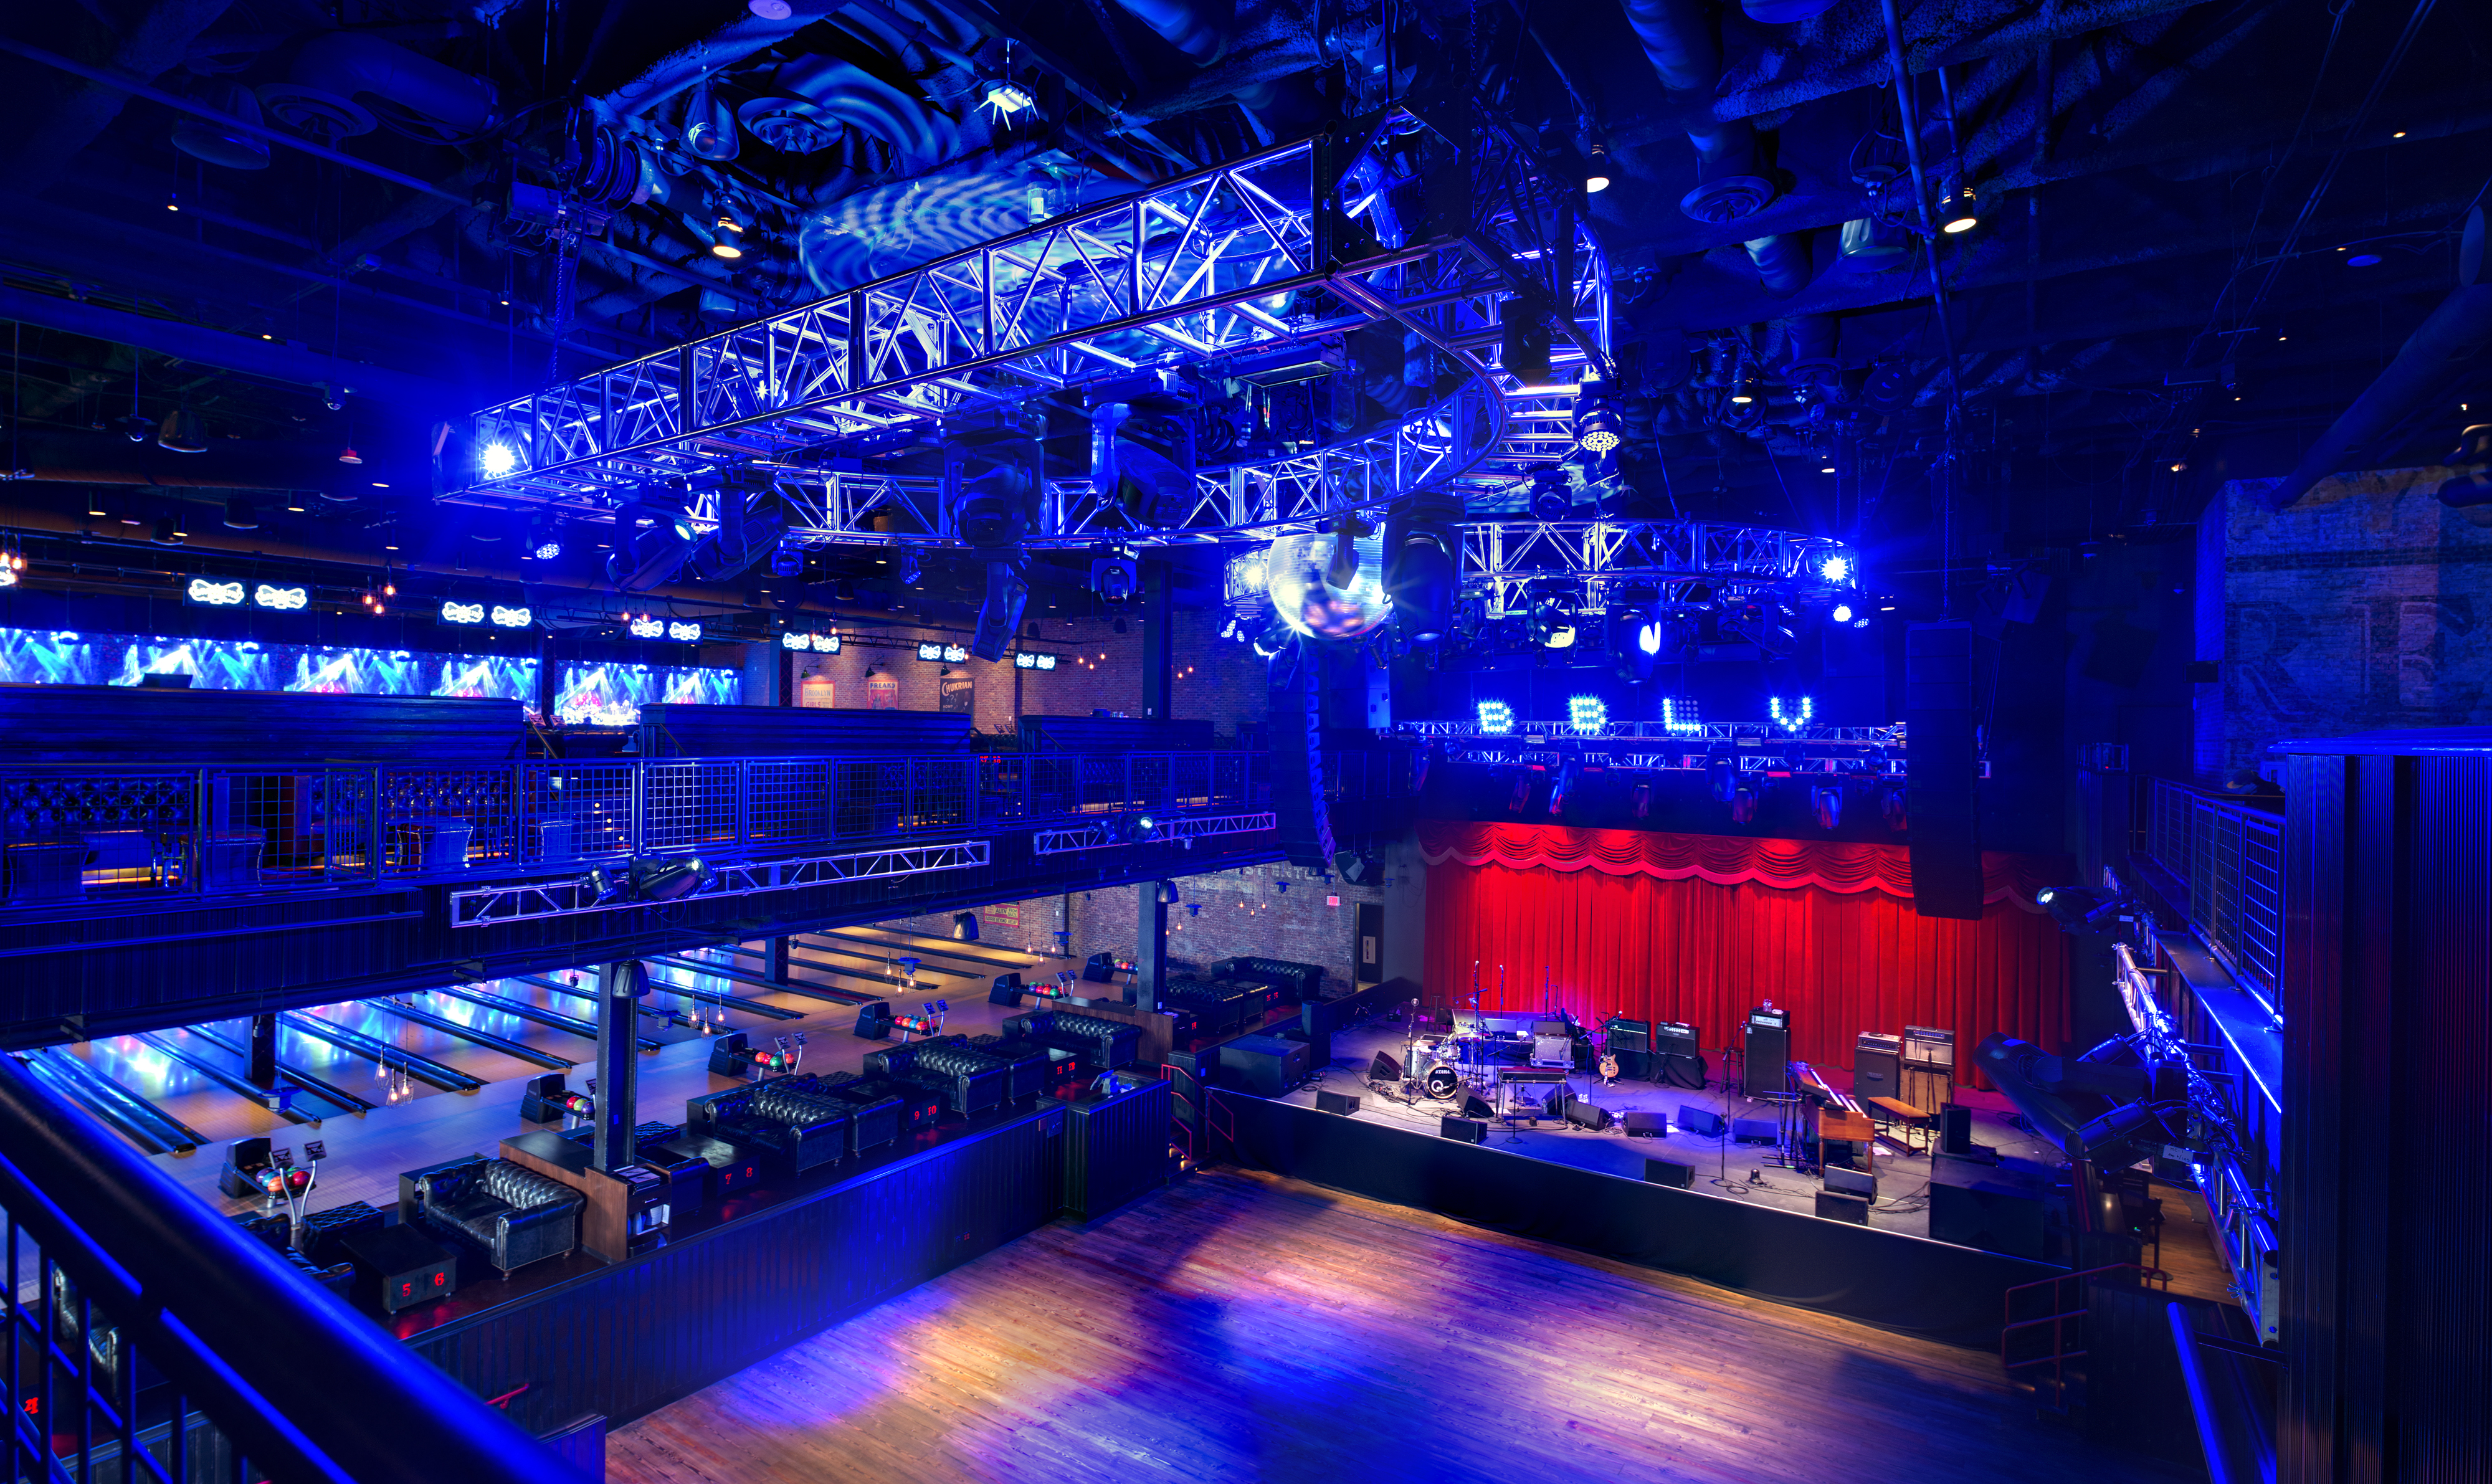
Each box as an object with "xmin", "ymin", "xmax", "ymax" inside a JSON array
[{"xmin": 606, "ymin": 1168, "xmax": 2202, "ymax": 1484}]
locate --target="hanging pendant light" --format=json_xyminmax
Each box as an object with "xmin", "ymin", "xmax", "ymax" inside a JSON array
[
  {"xmin": 682, "ymin": 82, "xmax": 740, "ymax": 162},
  {"xmin": 338, "ymin": 445, "xmax": 362, "ymax": 465},
  {"xmin": 156, "ymin": 407, "xmax": 208, "ymax": 453}
]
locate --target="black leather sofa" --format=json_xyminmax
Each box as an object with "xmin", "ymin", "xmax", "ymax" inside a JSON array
[
  {"xmin": 684, "ymin": 1083, "xmax": 852, "ymax": 1172},
  {"xmin": 399, "ymin": 1155, "xmax": 582, "ymax": 1275},
  {"xmin": 1005, "ymin": 1011, "xmax": 1143, "ymax": 1073},
  {"xmin": 1211, "ymin": 956, "xmax": 1327, "ymax": 1004},
  {"xmin": 865, "ymin": 1042, "xmax": 1006, "ymax": 1115}
]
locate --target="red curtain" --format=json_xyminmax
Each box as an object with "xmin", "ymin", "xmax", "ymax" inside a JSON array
[{"xmin": 1419, "ymin": 822, "xmax": 2070, "ymax": 1088}]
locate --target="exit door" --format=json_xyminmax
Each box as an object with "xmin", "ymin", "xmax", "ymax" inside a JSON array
[{"xmin": 1355, "ymin": 902, "xmax": 1384, "ymax": 984}]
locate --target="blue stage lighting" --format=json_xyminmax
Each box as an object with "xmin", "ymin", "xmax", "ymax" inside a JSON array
[
  {"xmin": 1832, "ymin": 603, "xmax": 1854, "ymax": 623},
  {"xmin": 1770, "ymin": 695, "xmax": 1815, "ymax": 733},
  {"xmin": 1637, "ymin": 619, "xmax": 1663, "ymax": 655},
  {"xmin": 481, "ymin": 442, "xmax": 518, "ymax": 477},
  {"xmin": 1662, "ymin": 697, "xmax": 1701, "ymax": 735},
  {"xmin": 1567, "ymin": 695, "xmax": 1607, "ymax": 732},
  {"xmin": 1477, "ymin": 700, "xmax": 1514, "ymax": 734},
  {"xmin": 1817, "ymin": 554, "xmax": 1853, "ymax": 584}
]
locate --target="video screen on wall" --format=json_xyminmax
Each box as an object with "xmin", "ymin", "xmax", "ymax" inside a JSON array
[
  {"xmin": 0, "ymin": 629, "xmax": 541, "ymax": 711},
  {"xmin": 551, "ymin": 662, "xmax": 740, "ymax": 726}
]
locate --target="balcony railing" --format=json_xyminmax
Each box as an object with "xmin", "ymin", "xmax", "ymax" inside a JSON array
[
  {"xmin": 2138, "ymin": 778, "xmax": 2285, "ymax": 1002},
  {"xmin": 0, "ymin": 748, "xmax": 1405, "ymax": 910},
  {"xmin": 0, "ymin": 1052, "xmax": 581, "ymax": 1484}
]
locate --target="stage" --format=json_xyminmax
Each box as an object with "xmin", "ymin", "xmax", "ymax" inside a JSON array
[
  {"xmin": 1202, "ymin": 1015, "xmax": 2227, "ymax": 1346},
  {"xmin": 1282, "ymin": 1019, "xmax": 2062, "ymax": 1242}
]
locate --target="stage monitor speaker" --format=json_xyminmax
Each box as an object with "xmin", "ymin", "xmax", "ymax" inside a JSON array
[
  {"xmin": 1315, "ymin": 1090, "xmax": 1361, "ymax": 1116},
  {"xmin": 1678, "ymin": 1106, "xmax": 1726, "ymax": 1137},
  {"xmin": 1825, "ymin": 1165, "xmax": 1877, "ymax": 1201},
  {"xmin": 1461, "ymin": 1093, "xmax": 1496, "ymax": 1121},
  {"xmin": 1440, "ymin": 1116, "xmax": 1488, "ymax": 1144},
  {"xmin": 1564, "ymin": 1100, "xmax": 1614, "ymax": 1131},
  {"xmin": 1905, "ymin": 621, "xmax": 1983, "ymax": 920},
  {"xmin": 1732, "ymin": 1118, "xmax": 1779, "ymax": 1144},
  {"xmin": 1624, "ymin": 1111, "xmax": 1667, "ymax": 1138},
  {"xmin": 1815, "ymin": 1190, "xmax": 1870, "ymax": 1225},
  {"xmin": 1368, "ymin": 1051, "xmax": 1402, "ymax": 1083},
  {"xmin": 1643, "ymin": 1159, "xmax": 1694, "ymax": 1189},
  {"xmin": 1852, "ymin": 1034, "xmax": 1901, "ymax": 1104}
]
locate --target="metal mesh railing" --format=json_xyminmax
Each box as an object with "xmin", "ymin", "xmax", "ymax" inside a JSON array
[
  {"xmin": 2138, "ymin": 778, "xmax": 2285, "ymax": 1000},
  {"xmin": 0, "ymin": 748, "xmax": 1343, "ymax": 909}
]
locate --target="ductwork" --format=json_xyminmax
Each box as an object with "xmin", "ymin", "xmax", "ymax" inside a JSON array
[
  {"xmin": 1619, "ymin": 0, "xmax": 1772, "ymax": 223},
  {"xmin": 259, "ymin": 32, "xmax": 498, "ymax": 142},
  {"xmin": 2263, "ymin": 206, "xmax": 2491, "ymax": 510},
  {"xmin": 1111, "ymin": 0, "xmax": 1236, "ymax": 64},
  {"xmin": 746, "ymin": 52, "xmax": 961, "ymax": 169},
  {"xmin": 1743, "ymin": 232, "xmax": 1813, "ymax": 298}
]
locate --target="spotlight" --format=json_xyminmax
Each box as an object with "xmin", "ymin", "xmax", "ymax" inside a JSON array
[
  {"xmin": 1638, "ymin": 619, "xmax": 1663, "ymax": 655},
  {"xmin": 2346, "ymin": 252, "xmax": 2382, "ymax": 267},
  {"xmin": 1477, "ymin": 700, "xmax": 1515, "ymax": 734},
  {"xmin": 971, "ymin": 560, "xmax": 1030, "ymax": 661},
  {"xmin": 1630, "ymin": 783, "xmax": 1651, "ymax": 818},
  {"xmin": 893, "ymin": 549, "xmax": 923, "ymax": 586},
  {"xmin": 1584, "ymin": 146, "xmax": 1614, "ymax": 195},
  {"xmin": 1126, "ymin": 814, "xmax": 1160, "ymax": 844},
  {"xmin": 711, "ymin": 212, "xmax": 746, "ymax": 260},
  {"xmin": 1567, "ymin": 695, "xmax": 1607, "ymax": 731},
  {"xmin": 768, "ymin": 541, "xmax": 804, "ymax": 578},
  {"xmin": 1573, "ymin": 397, "xmax": 1624, "ymax": 454},
  {"xmin": 151, "ymin": 516, "xmax": 181, "ymax": 546},
  {"xmin": 981, "ymin": 80, "xmax": 1035, "ymax": 118},
  {"xmin": 1942, "ymin": 188, "xmax": 1979, "ymax": 234},
  {"xmin": 1727, "ymin": 368, "xmax": 1757, "ymax": 406},
  {"xmin": 1090, "ymin": 556, "xmax": 1137, "ymax": 601},
  {"xmin": 1832, "ymin": 603, "xmax": 1854, "ymax": 623},
  {"xmin": 1817, "ymin": 554, "xmax": 1853, "ymax": 584},
  {"xmin": 1529, "ymin": 597, "xmax": 1576, "ymax": 649},
  {"xmin": 589, "ymin": 857, "xmax": 714, "ymax": 905},
  {"xmin": 1942, "ymin": 212, "xmax": 1978, "ymax": 234},
  {"xmin": 480, "ymin": 442, "xmax": 518, "ymax": 477},
  {"xmin": 952, "ymin": 911, "xmax": 979, "ymax": 941},
  {"xmin": 222, "ymin": 498, "xmax": 259, "ymax": 531},
  {"xmin": 1811, "ymin": 786, "xmax": 1843, "ymax": 831},
  {"xmin": 748, "ymin": 0, "xmax": 794, "ymax": 15},
  {"xmin": 1769, "ymin": 694, "xmax": 1814, "ymax": 732},
  {"xmin": 1529, "ymin": 464, "xmax": 1573, "ymax": 521}
]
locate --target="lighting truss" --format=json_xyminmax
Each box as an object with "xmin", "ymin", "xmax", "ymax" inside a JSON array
[
  {"xmin": 1460, "ymin": 521, "xmax": 1853, "ymax": 615},
  {"xmin": 1398, "ymin": 720, "xmax": 1905, "ymax": 744},
  {"xmin": 444, "ymin": 106, "xmax": 1607, "ymax": 548},
  {"xmin": 446, "ymin": 839, "xmax": 991, "ymax": 928},
  {"xmin": 1032, "ymin": 811, "xmax": 1277, "ymax": 856}
]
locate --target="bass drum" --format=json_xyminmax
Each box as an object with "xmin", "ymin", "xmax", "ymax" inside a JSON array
[{"xmin": 1424, "ymin": 1065, "xmax": 1460, "ymax": 1100}]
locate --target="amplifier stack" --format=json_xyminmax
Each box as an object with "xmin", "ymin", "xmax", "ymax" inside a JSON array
[
  {"xmin": 1602, "ymin": 1017, "xmax": 1652, "ymax": 1080},
  {"xmin": 1653, "ymin": 1021, "xmax": 1705, "ymax": 1089}
]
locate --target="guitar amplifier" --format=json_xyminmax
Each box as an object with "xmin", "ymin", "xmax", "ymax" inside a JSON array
[
  {"xmin": 1603, "ymin": 1017, "xmax": 1651, "ymax": 1054},
  {"xmin": 1744, "ymin": 1009, "xmax": 1791, "ymax": 1098},
  {"xmin": 1653, "ymin": 1021, "xmax": 1700, "ymax": 1054},
  {"xmin": 1852, "ymin": 1033, "xmax": 1902, "ymax": 1104},
  {"xmin": 1902, "ymin": 1025, "xmax": 1955, "ymax": 1067}
]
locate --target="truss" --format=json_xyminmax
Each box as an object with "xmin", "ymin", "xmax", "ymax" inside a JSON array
[
  {"xmin": 1032, "ymin": 811, "xmax": 1277, "ymax": 856},
  {"xmin": 1401, "ymin": 720, "xmax": 1904, "ymax": 744},
  {"xmin": 1458, "ymin": 521, "xmax": 1855, "ymax": 614},
  {"xmin": 447, "ymin": 839, "xmax": 990, "ymax": 928},
  {"xmin": 445, "ymin": 107, "xmax": 1607, "ymax": 546}
]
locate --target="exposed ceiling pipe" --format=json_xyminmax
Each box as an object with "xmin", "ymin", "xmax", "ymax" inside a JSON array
[
  {"xmin": 1619, "ymin": 0, "xmax": 1775, "ymax": 224},
  {"xmin": 2261, "ymin": 208, "xmax": 2492, "ymax": 510},
  {"xmin": 599, "ymin": 1, "xmax": 861, "ymax": 121},
  {"xmin": 273, "ymin": 31, "xmax": 499, "ymax": 140}
]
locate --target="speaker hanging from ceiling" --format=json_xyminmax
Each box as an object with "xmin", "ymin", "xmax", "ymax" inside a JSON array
[
  {"xmin": 1905, "ymin": 621, "xmax": 1983, "ymax": 920},
  {"xmin": 1270, "ymin": 658, "xmax": 1336, "ymax": 869}
]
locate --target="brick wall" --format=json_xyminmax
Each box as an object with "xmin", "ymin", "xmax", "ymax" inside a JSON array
[{"xmin": 2204, "ymin": 465, "xmax": 2492, "ymax": 781}]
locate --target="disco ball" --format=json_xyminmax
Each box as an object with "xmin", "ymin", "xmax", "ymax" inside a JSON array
[{"xmin": 1265, "ymin": 530, "xmax": 1391, "ymax": 641}]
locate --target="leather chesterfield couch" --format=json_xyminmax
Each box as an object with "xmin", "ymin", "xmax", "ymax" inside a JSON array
[{"xmin": 399, "ymin": 1154, "xmax": 583, "ymax": 1275}]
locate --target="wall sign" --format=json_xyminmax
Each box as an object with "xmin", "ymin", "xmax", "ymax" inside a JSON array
[{"xmin": 1013, "ymin": 650, "xmax": 1060, "ymax": 670}]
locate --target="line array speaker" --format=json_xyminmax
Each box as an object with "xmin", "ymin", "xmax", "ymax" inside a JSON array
[
  {"xmin": 1269, "ymin": 661, "xmax": 1336, "ymax": 868},
  {"xmin": 1905, "ymin": 621, "xmax": 1983, "ymax": 920}
]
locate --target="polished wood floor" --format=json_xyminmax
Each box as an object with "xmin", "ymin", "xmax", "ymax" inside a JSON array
[{"xmin": 607, "ymin": 1168, "xmax": 2198, "ymax": 1484}]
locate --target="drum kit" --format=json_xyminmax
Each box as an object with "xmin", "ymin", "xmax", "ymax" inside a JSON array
[{"xmin": 1381, "ymin": 966, "xmax": 1614, "ymax": 1113}]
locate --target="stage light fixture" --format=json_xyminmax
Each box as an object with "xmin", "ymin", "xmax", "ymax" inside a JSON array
[
  {"xmin": 1708, "ymin": 753, "xmax": 1738, "ymax": 802},
  {"xmin": 151, "ymin": 516, "xmax": 181, "ymax": 546},
  {"xmin": 1832, "ymin": 603, "xmax": 1855, "ymax": 624},
  {"xmin": 590, "ymin": 856, "xmax": 715, "ymax": 906},
  {"xmin": 480, "ymin": 442, "xmax": 518, "ymax": 477},
  {"xmin": 0, "ymin": 565, "xmax": 14, "ymax": 591},
  {"xmin": 1638, "ymin": 619, "xmax": 1664, "ymax": 655},
  {"xmin": 1729, "ymin": 786, "xmax": 1759, "ymax": 824},
  {"xmin": 1547, "ymin": 759, "xmax": 1579, "ymax": 817},
  {"xmin": 981, "ymin": 79, "xmax": 1035, "ymax": 118},
  {"xmin": 1631, "ymin": 783, "xmax": 1651, "ymax": 819},
  {"xmin": 1662, "ymin": 697, "xmax": 1701, "ymax": 735},
  {"xmin": 1812, "ymin": 786, "xmax": 1843, "ymax": 830},
  {"xmin": 1529, "ymin": 599, "xmax": 1576, "ymax": 649},
  {"xmin": 1817, "ymin": 554, "xmax": 1853, "ymax": 583},
  {"xmin": 1584, "ymin": 147, "xmax": 1614, "ymax": 194},
  {"xmin": 337, "ymin": 444, "xmax": 361, "ymax": 465},
  {"xmin": 711, "ymin": 214, "xmax": 746, "ymax": 260},
  {"xmin": 952, "ymin": 911, "xmax": 980, "ymax": 941},
  {"xmin": 1477, "ymin": 700, "xmax": 1515, "ymax": 734},
  {"xmin": 1568, "ymin": 695, "xmax": 1608, "ymax": 732},
  {"xmin": 1528, "ymin": 464, "xmax": 1574, "ymax": 521},
  {"xmin": 1126, "ymin": 814, "xmax": 1160, "ymax": 844},
  {"xmin": 1727, "ymin": 368, "xmax": 1757, "ymax": 406},
  {"xmin": 1573, "ymin": 398, "xmax": 1623, "ymax": 454},
  {"xmin": 1769, "ymin": 695, "xmax": 1815, "ymax": 733}
]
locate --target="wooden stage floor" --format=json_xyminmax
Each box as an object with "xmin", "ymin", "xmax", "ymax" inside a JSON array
[{"xmin": 606, "ymin": 1168, "xmax": 2202, "ymax": 1484}]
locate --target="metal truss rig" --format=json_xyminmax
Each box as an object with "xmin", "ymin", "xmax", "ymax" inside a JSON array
[
  {"xmin": 1459, "ymin": 521, "xmax": 1856, "ymax": 614},
  {"xmin": 1032, "ymin": 811, "xmax": 1277, "ymax": 856},
  {"xmin": 446, "ymin": 104, "xmax": 1609, "ymax": 548},
  {"xmin": 446, "ymin": 839, "xmax": 991, "ymax": 928}
]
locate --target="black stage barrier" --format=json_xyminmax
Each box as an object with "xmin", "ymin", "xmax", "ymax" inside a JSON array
[{"xmin": 1217, "ymin": 1092, "xmax": 2058, "ymax": 1349}]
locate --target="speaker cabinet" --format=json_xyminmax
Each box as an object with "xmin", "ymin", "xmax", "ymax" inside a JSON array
[
  {"xmin": 1906, "ymin": 622, "xmax": 1983, "ymax": 920},
  {"xmin": 1643, "ymin": 1158, "xmax": 1694, "ymax": 1188},
  {"xmin": 1461, "ymin": 1093, "xmax": 1496, "ymax": 1121},
  {"xmin": 1220, "ymin": 1035, "xmax": 1308, "ymax": 1097},
  {"xmin": 1732, "ymin": 1118, "xmax": 1779, "ymax": 1144},
  {"xmin": 1744, "ymin": 1011, "xmax": 1791, "ymax": 1098},
  {"xmin": 1315, "ymin": 1090, "xmax": 1361, "ymax": 1116},
  {"xmin": 1623, "ymin": 1111, "xmax": 1667, "ymax": 1138},
  {"xmin": 1677, "ymin": 1106, "xmax": 1726, "ymax": 1137},
  {"xmin": 1825, "ymin": 1165, "xmax": 1877, "ymax": 1200},
  {"xmin": 1564, "ymin": 1100, "xmax": 1614, "ymax": 1131},
  {"xmin": 1440, "ymin": 1116, "xmax": 1488, "ymax": 1144},
  {"xmin": 1815, "ymin": 1190, "xmax": 1870, "ymax": 1225},
  {"xmin": 1852, "ymin": 1033, "xmax": 1901, "ymax": 1104}
]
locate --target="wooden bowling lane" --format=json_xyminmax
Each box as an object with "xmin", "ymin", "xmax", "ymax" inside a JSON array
[{"xmin": 605, "ymin": 1168, "xmax": 2199, "ymax": 1484}]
